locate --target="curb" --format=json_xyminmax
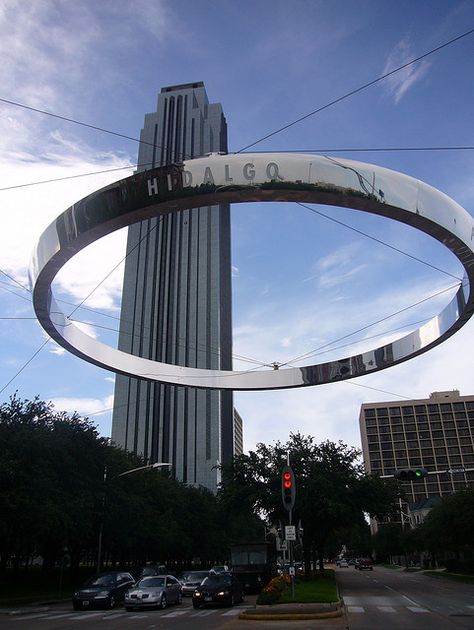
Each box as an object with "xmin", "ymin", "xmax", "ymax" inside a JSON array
[
  {"xmin": 239, "ymin": 600, "xmax": 343, "ymax": 621},
  {"xmin": 239, "ymin": 607, "xmax": 342, "ymax": 620}
]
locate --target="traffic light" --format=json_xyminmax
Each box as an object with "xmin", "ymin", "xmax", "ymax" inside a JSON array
[
  {"xmin": 394, "ymin": 468, "xmax": 428, "ymax": 481},
  {"xmin": 281, "ymin": 466, "xmax": 296, "ymax": 511}
]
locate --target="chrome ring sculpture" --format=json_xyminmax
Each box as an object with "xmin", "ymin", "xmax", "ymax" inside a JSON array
[{"xmin": 30, "ymin": 153, "xmax": 474, "ymax": 390}]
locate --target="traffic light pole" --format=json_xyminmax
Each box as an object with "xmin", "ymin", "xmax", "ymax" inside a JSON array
[{"xmin": 289, "ymin": 508, "xmax": 295, "ymax": 599}]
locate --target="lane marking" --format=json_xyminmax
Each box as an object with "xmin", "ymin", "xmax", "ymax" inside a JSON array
[
  {"xmin": 162, "ymin": 610, "xmax": 188, "ymax": 618},
  {"xmin": 377, "ymin": 606, "xmax": 396, "ymax": 613},
  {"xmin": 407, "ymin": 606, "xmax": 429, "ymax": 613},
  {"xmin": 41, "ymin": 613, "xmax": 81, "ymax": 619},
  {"xmin": 347, "ymin": 606, "xmax": 365, "ymax": 613},
  {"xmin": 101, "ymin": 613, "xmax": 125, "ymax": 619},
  {"xmin": 222, "ymin": 608, "xmax": 244, "ymax": 616},
  {"xmin": 11, "ymin": 614, "xmax": 51, "ymax": 621}
]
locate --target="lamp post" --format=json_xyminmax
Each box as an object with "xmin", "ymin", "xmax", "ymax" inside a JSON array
[{"xmin": 96, "ymin": 462, "xmax": 172, "ymax": 573}]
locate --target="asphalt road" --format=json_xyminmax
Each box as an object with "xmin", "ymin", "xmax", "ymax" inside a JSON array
[
  {"xmin": 338, "ymin": 565, "xmax": 474, "ymax": 628},
  {"xmin": 0, "ymin": 595, "xmax": 347, "ymax": 630}
]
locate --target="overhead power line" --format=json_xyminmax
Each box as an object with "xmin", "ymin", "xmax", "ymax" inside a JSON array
[{"xmin": 237, "ymin": 28, "xmax": 474, "ymax": 152}]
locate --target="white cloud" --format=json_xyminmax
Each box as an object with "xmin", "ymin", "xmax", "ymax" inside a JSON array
[
  {"xmin": 49, "ymin": 394, "xmax": 114, "ymax": 418},
  {"xmin": 382, "ymin": 39, "xmax": 431, "ymax": 103}
]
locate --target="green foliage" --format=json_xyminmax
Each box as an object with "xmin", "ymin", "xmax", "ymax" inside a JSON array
[
  {"xmin": 417, "ymin": 489, "xmax": 474, "ymax": 556},
  {"xmin": 219, "ymin": 433, "xmax": 399, "ymax": 572},
  {"xmin": 0, "ymin": 393, "xmax": 264, "ymax": 586}
]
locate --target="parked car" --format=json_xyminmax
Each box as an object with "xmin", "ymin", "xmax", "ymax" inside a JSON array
[
  {"xmin": 355, "ymin": 558, "xmax": 373, "ymax": 571},
  {"xmin": 72, "ymin": 572, "xmax": 135, "ymax": 610},
  {"xmin": 180, "ymin": 570, "xmax": 209, "ymax": 596},
  {"xmin": 124, "ymin": 575, "xmax": 182, "ymax": 610},
  {"xmin": 339, "ymin": 559, "xmax": 349, "ymax": 568},
  {"xmin": 192, "ymin": 573, "xmax": 243, "ymax": 608}
]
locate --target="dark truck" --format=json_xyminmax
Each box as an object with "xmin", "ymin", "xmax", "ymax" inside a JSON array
[{"xmin": 230, "ymin": 542, "xmax": 277, "ymax": 593}]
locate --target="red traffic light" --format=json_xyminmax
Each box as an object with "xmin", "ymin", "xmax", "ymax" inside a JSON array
[{"xmin": 281, "ymin": 466, "xmax": 296, "ymax": 511}]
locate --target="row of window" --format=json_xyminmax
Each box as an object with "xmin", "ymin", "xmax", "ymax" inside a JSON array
[
  {"xmin": 364, "ymin": 401, "xmax": 474, "ymax": 418},
  {"xmin": 364, "ymin": 414, "xmax": 474, "ymax": 428}
]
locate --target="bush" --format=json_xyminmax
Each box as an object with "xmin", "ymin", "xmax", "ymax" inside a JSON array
[
  {"xmin": 256, "ymin": 574, "xmax": 290, "ymax": 605},
  {"xmin": 445, "ymin": 558, "xmax": 474, "ymax": 575}
]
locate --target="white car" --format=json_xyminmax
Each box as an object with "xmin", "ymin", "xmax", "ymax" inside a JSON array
[{"xmin": 339, "ymin": 559, "xmax": 349, "ymax": 568}]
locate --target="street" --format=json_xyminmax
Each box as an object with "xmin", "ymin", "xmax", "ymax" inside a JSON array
[
  {"xmin": 338, "ymin": 565, "xmax": 474, "ymax": 628},
  {"xmin": 3, "ymin": 569, "xmax": 474, "ymax": 630}
]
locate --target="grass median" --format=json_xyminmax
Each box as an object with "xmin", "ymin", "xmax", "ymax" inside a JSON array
[{"xmin": 257, "ymin": 570, "xmax": 338, "ymax": 605}]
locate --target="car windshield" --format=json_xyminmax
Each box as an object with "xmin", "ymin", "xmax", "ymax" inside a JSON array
[
  {"xmin": 202, "ymin": 575, "xmax": 231, "ymax": 586},
  {"xmin": 86, "ymin": 575, "xmax": 115, "ymax": 587},
  {"xmin": 137, "ymin": 577, "xmax": 165, "ymax": 588}
]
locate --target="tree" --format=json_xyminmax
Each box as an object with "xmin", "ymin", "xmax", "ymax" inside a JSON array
[
  {"xmin": 0, "ymin": 394, "xmax": 109, "ymax": 574},
  {"xmin": 219, "ymin": 432, "xmax": 399, "ymax": 573},
  {"xmin": 418, "ymin": 489, "xmax": 474, "ymax": 562}
]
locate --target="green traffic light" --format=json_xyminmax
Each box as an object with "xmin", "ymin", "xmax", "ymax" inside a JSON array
[{"xmin": 415, "ymin": 469, "xmax": 423, "ymax": 477}]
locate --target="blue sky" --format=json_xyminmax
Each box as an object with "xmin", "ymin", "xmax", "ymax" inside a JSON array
[{"xmin": 1, "ymin": 0, "xmax": 474, "ymax": 455}]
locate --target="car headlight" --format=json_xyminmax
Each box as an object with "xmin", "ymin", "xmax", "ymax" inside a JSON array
[
  {"xmin": 194, "ymin": 591, "xmax": 201, "ymax": 597},
  {"xmin": 217, "ymin": 590, "xmax": 229, "ymax": 596}
]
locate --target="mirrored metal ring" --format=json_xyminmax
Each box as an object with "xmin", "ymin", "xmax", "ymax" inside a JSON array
[{"xmin": 30, "ymin": 153, "xmax": 474, "ymax": 390}]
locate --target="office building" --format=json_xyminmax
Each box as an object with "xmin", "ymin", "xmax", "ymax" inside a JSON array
[
  {"xmin": 360, "ymin": 390, "xmax": 474, "ymax": 527},
  {"xmin": 111, "ymin": 82, "xmax": 234, "ymax": 492}
]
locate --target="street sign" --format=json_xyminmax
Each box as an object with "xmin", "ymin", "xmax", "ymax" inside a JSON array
[
  {"xmin": 289, "ymin": 566, "xmax": 295, "ymax": 576},
  {"xmin": 447, "ymin": 467, "xmax": 465, "ymax": 474},
  {"xmin": 276, "ymin": 539, "xmax": 287, "ymax": 551},
  {"xmin": 285, "ymin": 525, "xmax": 296, "ymax": 540}
]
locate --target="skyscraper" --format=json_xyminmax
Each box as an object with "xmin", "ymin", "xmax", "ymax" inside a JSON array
[{"xmin": 111, "ymin": 82, "xmax": 234, "ymax": 492}]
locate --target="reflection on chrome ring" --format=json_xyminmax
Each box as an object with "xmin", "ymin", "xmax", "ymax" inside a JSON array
[{"xmin": 29, "ymin": 153, "xmax": 474, "ymax": 390}]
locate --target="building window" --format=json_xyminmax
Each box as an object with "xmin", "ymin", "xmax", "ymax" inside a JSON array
[
  {"xmin": 389, "ymin": 407, "xmax": 401, "ymax": 417},
  {"xmin": 365, "ymin": 408, "xmax": 376, "ymax": 418}
]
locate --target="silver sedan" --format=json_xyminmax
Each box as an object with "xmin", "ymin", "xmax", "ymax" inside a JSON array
[{"xmin": 124, "ymin": 575, "xmax": 182, "ymax": 611}]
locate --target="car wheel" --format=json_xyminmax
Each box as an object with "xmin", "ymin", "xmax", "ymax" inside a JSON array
[
  {"xmin": 160, "ymin": 594, "xmax": 167, "ymax": 609},
  {"xmin": 108, "ymin": 596, "xmax": 115, "ymax": 609},
  {"xmin": 193, "ymin": 601, "xmax": 200, "ymax": 609}
]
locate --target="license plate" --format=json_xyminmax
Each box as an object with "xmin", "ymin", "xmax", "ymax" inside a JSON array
[{"xmin": 205, "ymin": 597, "xmax": 212, "ymax": 602}]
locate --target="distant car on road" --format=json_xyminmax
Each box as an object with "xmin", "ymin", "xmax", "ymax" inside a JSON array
[
  {"xmin": 355, "ymin": 558, "xmax": 374, "ymax": 570},
  {"xmin": 192, "ymin": 573, "xmax": 243, "ymax": 608},
  {"xmin": 180, "ymin": 570, "xmax": 210, "ymax": 596},
  {"xmin": 339, "ymin": 559, "xmax": 349, "ymax": 568},
  {"xmin": 124, "ymin": 575, "xmax": 182, "ymax": 610},
  {"xmin": 136, "ymin": 564, "xmax": 166, "ymax": 579},
  {"xmin": 210, "ymin": 565, "xmax": 230, "ymax": 574},
  {"xmin": 72, "ymin": 572, "xmax": 135, "ymax": 610}
]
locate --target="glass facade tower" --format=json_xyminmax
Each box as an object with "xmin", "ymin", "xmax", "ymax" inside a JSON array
[{"xmin": 111, "ymin": 82, "xmax": 233, "ymax": 492}]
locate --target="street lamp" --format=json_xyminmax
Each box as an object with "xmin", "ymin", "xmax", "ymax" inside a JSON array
[{"xmin": 96, "ymin": 462, "xmax": 172, "ymax": 573}]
